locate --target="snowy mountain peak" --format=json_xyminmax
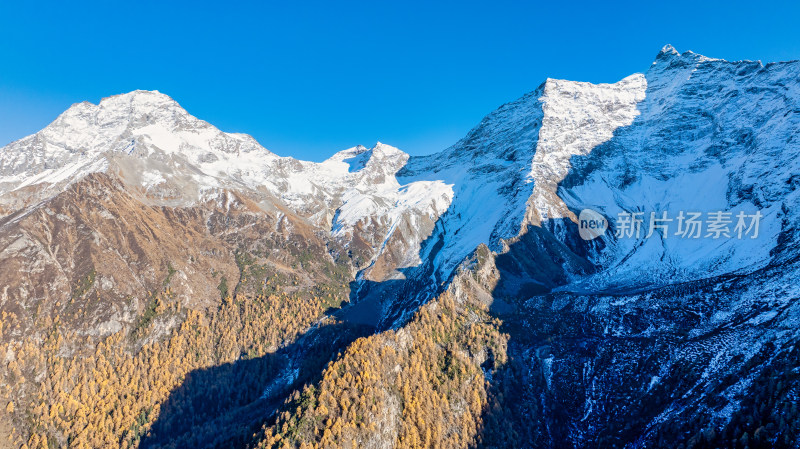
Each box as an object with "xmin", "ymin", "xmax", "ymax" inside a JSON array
[
  {"xmin": 55, "ymin": 90, "xmax": 186, "ymax": 131},
  {"xmin": 650, "ymin": 45, "xmax": 754, "ymax": 74},
  {"xmin": 660, "ymin": 43, "xmax": 677, "ymax": 53},
  {"xmin": 324, "ymin": 142, "xmax": 407, "ymax": 175},
  {"xmin": 24, "ymin": 89, "xmax": 252, "ymax": 163},
  {"xmin": 657, "ymin": 43, "xmax": 679, "ymax": 57},
  {"xmin": 651, "ymin": 44, "xmax": 716, "ymax": 67},
  {"xmin": 4, "ymin": 47, "xmax": 799, "ymax": 298},
  {"xmin": 558, "ymin": 49, "xmax": 800, "ymax": 291},
  {"xmin": 363, "ymin": 142, "xmax": 407, "ymax": 167},
  {"xmin": 96, "ymin": 89, "xmax": 176, "ymax": 107},
  {"xmin": 529, "ymin": 73, "xmax": 647, "ymax": 223},
  {"xmin": 652, "ymin": 44, "xmax": 686, "ymax": 67},
  {"xmin": 0, "ymin": 89, "xmax": 279, "ymax": 211}
]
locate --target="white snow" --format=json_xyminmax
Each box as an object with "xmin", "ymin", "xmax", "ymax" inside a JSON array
[{"xmin": 3, "ymin": 46, "xmax": 799, "ymax": 296}]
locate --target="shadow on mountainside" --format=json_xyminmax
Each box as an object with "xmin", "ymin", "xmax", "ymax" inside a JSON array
[
  {"xmin": 137, "ymin": 139, "xmax": 602, "ymax": 448},
  {"xmin": 474, "ymin": 232, "xmax": 800, "ymax": 448},
  {"xmin": 138, "ymin": 319, "xmax": 372, "ymax": 449},
  {"xmin": 139, "ymin": 82, "xmax": 646, "ymax": 448},
  {"xmin": 463, "ymin": 85, "xmax": 703, "ymax": 446},
  {"xmin": 142, "ymin": 62, "xmax": 800, "ymax": 448},
  {"xmin": 139, "ymin": 195, "xmax": 463, "ymax": 448},
  {"xmin": 335, "ymin": 212, "xmax": 450, "ymax": 330},
  {"xmin": 469, "ymin": 83, "xmax": 800, "ymax": 448}
]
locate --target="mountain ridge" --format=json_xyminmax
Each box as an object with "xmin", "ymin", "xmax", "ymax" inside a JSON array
[
  {"xmin": 3, "ymin": 45, "xmax": 800, "ymax": 448},
  {"xmin": 4, "ymin": 44, "xmax": 800, "ymax": 319}
]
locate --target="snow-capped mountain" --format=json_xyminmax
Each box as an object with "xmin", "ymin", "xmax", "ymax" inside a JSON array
[
  {"xmin": 557, "ymin": 45, "xmax": 800, "ymax": 291},
  {"xmin": 2, "ymin": 45, "xmax": 800, "ymax": 449},
  {"xmin": 0, "ymin": 74, "xmax": 648, "ymax": 292},
  {"xmin": 0, "ymin": 91, "xmax": 277, "ymax": 207},
  {"xmin": 0, "ymin": 91, "xmax": 456, "ymax": 284},
  {"xmin": 3, "ymin": 45, "xmax": 800, "ymax": 316}
]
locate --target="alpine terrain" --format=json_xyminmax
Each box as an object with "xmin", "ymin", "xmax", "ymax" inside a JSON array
[{"xmin": 1, "ymin": 45, "xmax": 800, "ymax": 448}]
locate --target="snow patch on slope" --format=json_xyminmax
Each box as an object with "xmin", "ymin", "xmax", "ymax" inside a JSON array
[
  {"xmin": 557, "ymin": 47, "xmax": 800, "ymax": 291},
  {"xmin": 529, "ymin": 74, "xmax": 646, "ymax": 222}
]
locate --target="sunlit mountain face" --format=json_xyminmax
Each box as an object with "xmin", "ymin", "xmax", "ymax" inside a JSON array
[{"xmin": 2, "ymin": 46, "xmax": 799, "ymax": 449}]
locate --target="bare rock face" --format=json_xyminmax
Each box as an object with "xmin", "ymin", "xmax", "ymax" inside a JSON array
[
  {"xmin": 2, "ymin": 45, "xmax": 800, "ymax": 449},
  {"xmin": 0, "ymin": 171, "xmax": 333, "ymax": 343}
]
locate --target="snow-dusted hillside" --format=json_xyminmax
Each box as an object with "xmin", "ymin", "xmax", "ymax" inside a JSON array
[
  {"xmin": 0, "ymin": 92, "xmax": 454, "ymax": 283},
  {"xmin": 397, "ymin": 72, "xmax": 648, "ymax": 285},
  {"xmin": 558, "ymin": 45, "xmax": 800, "ymax": 291},
  {"xmin": 0, "ymin": 91, "xmax": 277, "ymax": 204},
  {"xmin": 3, "ymin": 44, "xmax": 799, "ymax": 303},
  {"xmin": 4, "ymin": 45, "xmax": 800, "ymax": 448}
]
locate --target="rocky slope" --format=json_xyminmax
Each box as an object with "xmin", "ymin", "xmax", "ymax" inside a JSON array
[{"xmin": 2, "ymin": 45, "xmax": 800, "ymax": 448}]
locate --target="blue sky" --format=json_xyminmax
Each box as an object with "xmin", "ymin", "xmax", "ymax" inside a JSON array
[{"xmin": 1, "ymin": 1, "xmax": 799, "ymax": 161}]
